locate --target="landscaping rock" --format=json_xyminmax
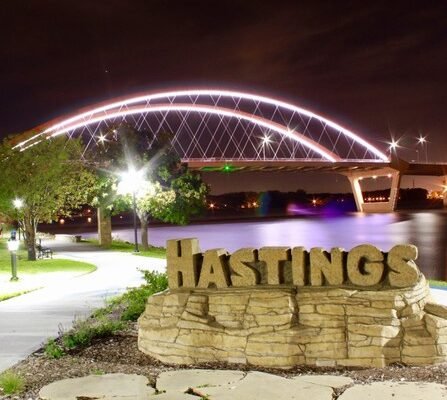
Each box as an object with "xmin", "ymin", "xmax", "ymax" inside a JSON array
[
  {"xmin": 292, "ymin": 374, "xmax": 354, "ymax": 388},
  {"xmin": 339, "ymin": 381, "xmax": 447, "ymax": 399},
  {"xmin": 39, "ymin": 373, "xmax": 152, "ymax": 400},
  {"xmin": 156, "ymin": 370, "xmax": 333, "ymax": 399},
  {"xmin": 156, "ymin": 369, "xmax": 245, "ymax": 392}
]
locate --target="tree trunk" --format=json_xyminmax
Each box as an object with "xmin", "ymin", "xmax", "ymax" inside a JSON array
[
  {"xmin": 23, "ymin": 217, "xmax": 36, "ymax": 261},
  {"xmin": 97, "ymin": 206, "xmax": 112, "ymax": 248},
  {"xmin": 140, "ymin": 217, "xmax": 149, "ymax": 251}
]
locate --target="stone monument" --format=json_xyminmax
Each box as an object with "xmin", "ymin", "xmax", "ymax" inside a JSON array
[{"xmin": 138, "ymin": 239, "xmax": 447, "ymax": 368}]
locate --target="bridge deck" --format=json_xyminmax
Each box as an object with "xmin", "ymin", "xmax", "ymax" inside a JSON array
[{"xmin": 186, "ymin": 160, "xmax": 447, "ymax": 176}]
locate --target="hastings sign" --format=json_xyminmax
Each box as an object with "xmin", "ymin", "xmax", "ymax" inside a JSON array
[{"xmin": 166, "ymin": 239, "xmax": 420, "ymax": 290}]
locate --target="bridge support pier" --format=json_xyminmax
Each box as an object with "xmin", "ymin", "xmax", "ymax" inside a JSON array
[{"xmin": 345, "ymin": 168, "xmax": 401, "ymax": 213}]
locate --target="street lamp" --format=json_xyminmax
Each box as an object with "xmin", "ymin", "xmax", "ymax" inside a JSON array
[
  {"xmin": 389, "ymin": 139, "xmax": 399, "ymax": 151},
  {"xmin": 417, "ymin": 135, "xmax": 428, "ymax": 162},
  {"xmin": 13, "ymin": 198, "xmax": 23, "ymax": 240},
  {"xmin": 261, "ymin": 135, "xmax": 271, "ymax": 160},
  {"xmin": 7, "ymin": 237, "xmax": 19, "ymax": 281},
  {"xmin": 13, "ymin": 198, "xmax": 23, "ymax": 209},
  {"xmin": 117, "ymin": 166, "xmax": 149, "ymax": 253}
]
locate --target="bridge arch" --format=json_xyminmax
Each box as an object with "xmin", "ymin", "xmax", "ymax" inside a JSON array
[{"xmin": 15, "ymin": 88, "xmax": 388, "ymax": 163}]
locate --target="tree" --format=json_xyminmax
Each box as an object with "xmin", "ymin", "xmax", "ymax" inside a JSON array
[
  {"xmin": 83, "ymin": 126, "xmax": 133, "ymax": 247},
  {"xmin": 135, "ymin": 166, "xmax": 208, "ymax": 250},
  {"xmin": 114, "ymin": 128, "xmax": 208, "ymax": 250},
  {"xmin": 83, "ymin": 125, "xmax": 208, "ymax": 250},
  {"xmin": 0, "ymin": 137, "xmax": 96, "ymax": 260}
]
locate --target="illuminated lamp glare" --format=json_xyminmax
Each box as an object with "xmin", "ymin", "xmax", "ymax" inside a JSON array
[{"xmin": 13, "ymin": 198, "xmax": 24, "ymax": 208}]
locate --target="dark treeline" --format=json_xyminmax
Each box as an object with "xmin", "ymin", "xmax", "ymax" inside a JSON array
[{"xmin": 206, "ymin": 188, "xmax": 441, "ymax": 216}]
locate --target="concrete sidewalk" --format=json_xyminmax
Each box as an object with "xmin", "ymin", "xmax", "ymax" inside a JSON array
[{"xmin": 0, "ymin": 239, "xmax": 166, "ymax": 372}]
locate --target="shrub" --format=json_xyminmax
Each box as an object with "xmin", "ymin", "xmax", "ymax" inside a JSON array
[
  {"xmin": 119, "ymin": 270, "xmax": 168, "ymax": 321},
  {"xmin": 63, "ymin": 318, "xmax": 125, "ymax": 349},
  {"xmin": 0, "ymin": 371, "xmax": 25, "ymax": 395},
  {"xmin": 141, "ymin": 269, "xmax": 169, "ymax": 291},
  {"xmin": 44, "ymin": 339, "xmax": 65, "ymax": 359}
]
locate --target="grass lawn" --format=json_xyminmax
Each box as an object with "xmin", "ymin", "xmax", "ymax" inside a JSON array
[
  {"xmin": 429, "ymin": 279, "xmax": 447, "ymax": 289},
  {"xmin": 85, "ymin": 239, "xmax": 166, "ymax": 259},
  {"xmin": 0, "ymin": 238, "xmax": 96, "ymax": 301},
  {"xmin": 0, "ymin": 240, "xmax": 96, "ymax": 275}
]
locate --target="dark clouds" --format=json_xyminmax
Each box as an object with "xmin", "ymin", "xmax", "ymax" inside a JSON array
[{"xmin": 1, "ymin": 0, "xmax": 447, "ymax": 167}]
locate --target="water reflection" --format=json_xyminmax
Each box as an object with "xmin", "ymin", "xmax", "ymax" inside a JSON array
[{"xmin": 82, "ymin": 211, "xmax": 447, "ymax": 280}]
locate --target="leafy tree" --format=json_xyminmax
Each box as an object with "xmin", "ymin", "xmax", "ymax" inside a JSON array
[
  {"xmin": 106, "ymin": 126, "xmax": 208, "ymax": 250},
  {"xmin": 83, "ymin": 125, "xmax": 135, "ymax": 247},
  {"xmin": 134, "ymin": 165, "xmax": 208, "ymax": 249},
  {"xmin": 0, "ymin": 137, "xmax": 96, "ymax": 260},
  {"xmin": 83, "ymin": 124, "xmax": 208, "ymax": 250}
]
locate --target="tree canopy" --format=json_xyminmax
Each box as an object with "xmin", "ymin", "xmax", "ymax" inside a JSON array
[
  {"xmin": 87, "ymin": 125, "xmax": 208, "ymax": 249},
  {"xmin": 0, "ymin": 137, "xmax": 96, "ymax": 260}
]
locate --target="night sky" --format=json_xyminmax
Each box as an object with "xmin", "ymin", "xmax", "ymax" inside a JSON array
[{"xmin": 2, "ymin": 1, "xmax": 446, "ymax": 193}]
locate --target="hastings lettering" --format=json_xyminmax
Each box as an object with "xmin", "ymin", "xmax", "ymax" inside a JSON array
[{"xmin": 167, "ymin": 239, "xmax": 420, "ymax": 289}]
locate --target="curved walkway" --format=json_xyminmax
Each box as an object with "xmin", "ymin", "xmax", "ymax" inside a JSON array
[{"xmin": 0, "ymin": 239, "xmax": 166, "ymax": 372}]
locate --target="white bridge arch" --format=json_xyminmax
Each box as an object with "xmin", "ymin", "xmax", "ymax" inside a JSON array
[{"xmin": 15, "ymin": 89, "xmax": 388, "ymax": 164}]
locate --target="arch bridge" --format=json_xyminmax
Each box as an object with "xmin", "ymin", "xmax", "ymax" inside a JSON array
[{"xmin": 13, "ymin": 89, "xmax": 445, "ymax": 212}]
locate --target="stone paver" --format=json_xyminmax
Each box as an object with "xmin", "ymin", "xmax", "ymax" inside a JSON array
[
  {"xmin": 148, "ymin": 392, "xmax": 198, "ymax": 399},
  {"xmin": 204, "ymin": 372, "xmax": 333, "ymax": 400},
  {"xmin": 292, "ymin": 374, "xmax": 354, "ymax": 388},
  {"xmin": 39, "ymin": 373, "xmax": 152, "ymax": 400},
  {"xmin": 339, "ymin": 381, "xmax": 447, "ymax": 399},
  {"xmin": 36, "ymin": 372, "xmax": 447, "ymax": 400},
  {"xmin": 157, "ymin": 370, "xmax": 333, "ymax": 400},
  {"xmin": 156, "ymin": 369, "xmax": 246, "ymax": 393}
]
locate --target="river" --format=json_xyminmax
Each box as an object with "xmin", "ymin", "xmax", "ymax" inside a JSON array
[{"xmin": 77, "ymin": 211, "xmax": 447, "ymax": 280}]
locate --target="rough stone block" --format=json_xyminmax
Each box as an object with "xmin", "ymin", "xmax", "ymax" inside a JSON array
[
  {"xmin": 425, "ymin": 302, "xmax": 447, "ymax": 319},
  {"xmin": 138, "ymin": 273, "xmax": 447, "ymax": 368},
  {"xmin": 316, "ymin": 304, "xmax": 345, "ymax": 315}
]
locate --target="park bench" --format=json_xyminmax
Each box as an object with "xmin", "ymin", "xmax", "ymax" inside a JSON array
[{"xmin": 36, "ymin": 243, "xmax": 53, "ymax": 259}]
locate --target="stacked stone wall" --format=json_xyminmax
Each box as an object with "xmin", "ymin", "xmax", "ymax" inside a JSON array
[{"xmin": 138, "ymin": 276, "xmax": 447, "ymax": 368}]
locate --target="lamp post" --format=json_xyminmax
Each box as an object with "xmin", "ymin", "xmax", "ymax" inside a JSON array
[
  {"xmin": 7, "ymin": 237, "xmax": 19, "ymax": 281},
  {"xmin": 13, "ymin": 198, "xmax": 23, "ymax": 240},
  {"xmin": 261, "ymin": 135, "xmax": 271, "ymax": 160},
  {"xmin": 417, "ymin": 135, "xmax": 428, "ymax": 163},
  {"xmin": 132, "ymin": 190, "xmax": 139, "ymax": 252},
  {"xmin": 117, "ymin": 166, "xmax": 148, "ymax": 253}
]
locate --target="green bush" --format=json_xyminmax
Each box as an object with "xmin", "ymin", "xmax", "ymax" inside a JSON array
[
  {"xmin": 63, "ymin": 318, "xmax": 125, "ymax": 349},
  {"xmin": 119, "ymin": 270, "xmax": 168, "ymax": 321},
  {"xmin": 0, "ymin": 371, "xmax": 25, "ymax": 395},
  {"xmin": 141, "ymin": 269, "xmax": 169, "ymax": 291},
  {"xmin": 44, "ymin": 339, "xmax": 65, "ymax": 359}
]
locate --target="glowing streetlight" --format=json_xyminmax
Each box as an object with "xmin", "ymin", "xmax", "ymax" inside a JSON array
[
  {"xmin": 261, "ymin": 135, "xmax": 271, "ymax": 159},
  {"xmin": 7, "ymin": 236, "xmax": 19, "ymax": 281},
  {"xmin": 13, "ymin": 198, "xmax": 23, "ymax": 209},
  {"xmin": 416, "ymin": 135, "xmax": 428, "ymax": 162},
  {"xmin": 98, "ymin": 133, "xmax": 107, "ymax": 143},
  {"xmin": 117, "ymin": 166, "xmax": 150, "ymax": 252},
  {"xmin": 389, "ymin": 139, "xmax": 399, "ymax": 151}
]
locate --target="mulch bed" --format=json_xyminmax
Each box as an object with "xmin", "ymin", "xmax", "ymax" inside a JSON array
[{"xmin": 2, "ymin": 323, "xmax": 447, "ymax": 399}]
